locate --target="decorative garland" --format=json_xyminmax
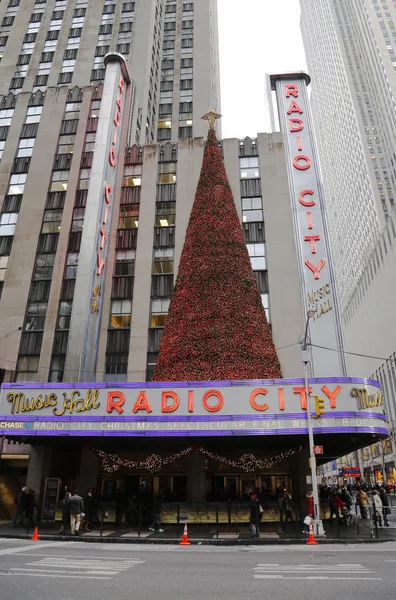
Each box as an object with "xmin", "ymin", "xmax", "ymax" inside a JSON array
[{"xmin": 94, "ymin": 445, "xmax": 302, "ymax": 474}]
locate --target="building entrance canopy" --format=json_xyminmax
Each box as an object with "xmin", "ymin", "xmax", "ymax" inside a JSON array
[{"xmin": 0, "ymin": 378, "xmax": 387, "ymax": 438}]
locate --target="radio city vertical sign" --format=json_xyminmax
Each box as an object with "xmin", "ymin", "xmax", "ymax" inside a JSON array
[
  {"xmin": 270, "ymin": 73, "xmax": 346, "ymax": 377},
  {"xmin": 65, "ymin": 54, "xmax": 131, "ymax": 382}
]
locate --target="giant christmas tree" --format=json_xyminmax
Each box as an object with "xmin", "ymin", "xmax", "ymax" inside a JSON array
[{"xmin": 153, "ymin": 111, "xmax": 282, "ymax": 381}]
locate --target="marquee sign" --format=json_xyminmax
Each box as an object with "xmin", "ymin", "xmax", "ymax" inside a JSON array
[
  {"xmin": 0, "ymin": 378, "xmax": 387, "ymax": 438},
  {"xmin": 270, "ymin": 73, "xmax": 346, "ymax": 377}
]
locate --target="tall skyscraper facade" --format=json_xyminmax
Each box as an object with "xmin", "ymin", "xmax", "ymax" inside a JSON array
[
  {"xmin": 0, "ymin": 0, "xmax": 222, "ymax": 384},
  {"xmin": 0, "ymin": 0, "xmax": 304, "ymax": 386},
  {"xmin": 300, "ymin": 0, "xmax": 396, "ymax": 309}
]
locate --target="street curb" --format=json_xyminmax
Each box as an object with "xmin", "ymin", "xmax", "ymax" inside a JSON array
[{"xmin": 1, "ymin": 533, "xmax": 396, "ymax": 545}]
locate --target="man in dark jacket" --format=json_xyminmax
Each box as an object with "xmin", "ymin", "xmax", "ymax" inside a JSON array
[
  {"xmin": 249, "ymin": 494, "xmax": 262, "ymax": 538},
  {"xmin": 12, "ymin": 487, "xmax": 27, "ymax": 527},
  {"xmin": 69, "ymin": 489, "xmax": 84, "ymax": 535},
  {"xmin": 59, "ymin": 492, "xmax": 71, "ymax": 534}
]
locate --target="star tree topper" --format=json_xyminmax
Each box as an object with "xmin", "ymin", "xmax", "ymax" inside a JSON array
[{"xmin": 201, "ymin": 107, "xmax": 222, "ymax": 130}]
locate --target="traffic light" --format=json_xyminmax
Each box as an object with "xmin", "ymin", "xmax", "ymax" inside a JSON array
[{"xmin": 314, "ymin": 396, "xmax": 325, "ymax": 417}]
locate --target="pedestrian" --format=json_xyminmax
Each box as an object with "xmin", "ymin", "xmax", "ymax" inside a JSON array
[
  {"xmin": 69, "ymin": 489, "xmax": 84, "ymax": 536},
  {"xmin": 25, "ymin": 489, "xmax": 39, "ymax": 529},
  {"xmin": 81, "ymin": 489, "xmax": 95, "ymax": 531},
  {"xmin": 149, "ymin": 494, "xmax": 164, "ymax": 533},
  {"xmin": 372, "ymin": 490, "xmax": 383, "ymax": 526},
  {"xmin": 59, "ymin": 491, "xmax": 71, "ymax": 534},
  {"xmin": 333, "ymin": 489, "xmax": 346, "ymax": 519},
  {"xmin": 281, "ymin": 492, "xmax": 294, "ymax": 522},
  {"xmin": 379, "ymin": 487, "xmax": 390, "ymax": 527},
  {"xmin": 249, "ymin": 494, "xmax": 263, "ymax": 538},
  {"xmin": 12, "ymin": 487, "xmax": 27, "ymax": 527},
  {"xmin": 303, "ymin": 491, "xmax": 315, "ymax": 533},
  {"xmin": 340, "ymin": 487, "xmax": 352, "ymax": 509},
  {"xmin": 358, "ymin": 489, "xmax": 369, "ymax": 519}
]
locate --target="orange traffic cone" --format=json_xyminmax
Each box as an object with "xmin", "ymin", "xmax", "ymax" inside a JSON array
[
  {"xmin": 306, "ymin": 520, "xmax": 318, "ymax": 545},
  {"xmin": 179, "ymin": 521, "xmax": 190, "ymax": 546},
  {"xmin": 30, "ymin": 527, "xmax": 39, "ymax": 541}
]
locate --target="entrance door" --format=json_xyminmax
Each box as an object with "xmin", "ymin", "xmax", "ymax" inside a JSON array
[{"xmin": 240, "ymin": 476, "xmax": 257, "ymax": 499}]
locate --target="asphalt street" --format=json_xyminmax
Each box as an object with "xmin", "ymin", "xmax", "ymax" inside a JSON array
[{"xmin": 0, "ymin": 539, "xmax": 395, "ymax": 599}]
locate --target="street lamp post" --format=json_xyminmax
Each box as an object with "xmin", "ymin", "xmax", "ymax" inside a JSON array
[{"xmin": 302, "ymin": 310, "xmax": 324, "ymax": 536}]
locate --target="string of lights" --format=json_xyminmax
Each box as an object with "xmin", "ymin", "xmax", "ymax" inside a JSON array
[{"xmin": 94, "ymin": 445, "xmax": 303, "ymax": 474}]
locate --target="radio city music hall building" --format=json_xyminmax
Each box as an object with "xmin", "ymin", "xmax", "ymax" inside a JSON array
[{"xmin": 0, "ymin": 55, "xmax": 388, "ymax": 519}]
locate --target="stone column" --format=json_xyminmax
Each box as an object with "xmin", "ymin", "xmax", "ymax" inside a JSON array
[
  {"xmin": 25, "ymin": 446, "xmax": 52, "ymax": 507},
  {"xmin": 75, "ymin": 449, "xmax": 99, "ymax": 493},
  {"xmin": 187, "ymin": 453, "xmax": 207, "ymax": 503}
]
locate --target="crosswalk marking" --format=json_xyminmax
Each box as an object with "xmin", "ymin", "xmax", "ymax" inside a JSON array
[
  {"xmin": 253, "ymin": 563, "xmax": 381, "ymax": 581},
  {"xmin": 8, "ymin": 556, "xmax": 145, "ymax": 580}
]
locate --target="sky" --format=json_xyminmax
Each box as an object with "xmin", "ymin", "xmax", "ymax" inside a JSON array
[{"xmin": 217, "ymin": 0, "xmax": 307, "ymax": 138}]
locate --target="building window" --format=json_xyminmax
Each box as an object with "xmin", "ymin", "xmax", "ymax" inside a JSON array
[
  {"xmin": 24, "ymin": 302, "xmax": 47, "ymax": 331},
  {"xmin": 41, "ymin": 209, "xmax": 62, "ymax": 233},
  {"xmin": 105, "ymin": 353, "xmax": 128, "ymax": 381},
  {"xmin": 158, "ymin": 118, "xmax": 172, "ymax": 129},
  {"xmin": 119, "ymin": 205, "xmax": 139, "ymax": 229},
  {"xmin": 150, "ymin": 298, "xmax": 170, "ymax": 327},
  {"xmin": 17, "ymin": 138, "xmax": 35, "ymax": 158},
  {"xmin": 8, "ymin": 173, "xmax": 27, "ymax": 195},
  {"xmin": 64, "ymin": 253, "xmax": 78, "ymax": 278},
  {"xmin": 115, "ymin": 250, "xmax": 135, "ymax": 276},
  {"xmin": 261, "ymin": 293, "xmax": 270, "ymax": 322},
  {"xmin": 153, "ymin": 248, "xmax": 173, "ymax": 274},
  {"xmin": 25, "ymin": 106, "xmax": 42, "ymax": 123},
  {"xmin": 158, "ymin": 162, "xmax": 176, "ymax": 184},
  {"xmin": 57, "ymin": 301, "xmax": 73, "ymax": 330},
  {"xmin": 240, "ymin": 157, "xmax": 259, "ymax": 178},
  {"xmin": 0, "ymin": 109, "xmax": 14, "ymax": 126},
  {"xmin": 33, "ymin": 254, "xmax": 55, "ymax": 280},
  {"xmin": 155, "ymin": 202, "xmax": 175, "ymax": 227},
  {"xmin": 15, "ymin": 356, "xmax": 39, "ymax": 382},
  {"xmin": 0, "ymin": 212, "xmax": 17, "ymax": 235},
  {"xmin": 242, "ymin": 197, "xmax": 263, "ymax": 223},
  {"xmin": 247, "ymin": 243, "xmax": 266, "ymax": 270},
  {"xmin": 110, "ymin": 299, "xmax": 132, "ymax": 329},
  {"xmin": 48, "ymin": 355, "xmax": 65, "ymax": 382},
  {"xmin": 123, "ymin": 165, "xmax": 142, "ymax": 187},
  {"xmin": 0, "ymin": 256, "xmax": 8, "ymax": 281}
]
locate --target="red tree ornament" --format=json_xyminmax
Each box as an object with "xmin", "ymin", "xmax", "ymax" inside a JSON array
[{"xmin": 153, "ymin": 127, "xmax": 282, "ymax": 381}]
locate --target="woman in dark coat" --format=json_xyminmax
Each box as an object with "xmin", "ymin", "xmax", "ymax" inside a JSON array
[{"xmin": 59, "ymin": 492, "xmax": 71, "ymax": 534}]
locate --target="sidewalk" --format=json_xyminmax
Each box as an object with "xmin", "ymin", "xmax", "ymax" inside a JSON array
[{"xmin": 1, "ymin": 520, "xmax": 396, "ymax": 544}]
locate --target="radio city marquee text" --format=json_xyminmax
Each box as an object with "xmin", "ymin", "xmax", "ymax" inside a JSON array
[
  {"xmin": 91, "ymin": 73, "xmax": 125, "ymax": 314},
  {"xmin": 285, "ymin": 84, "xmax": 332, "ymax": 321},
  {"xmin": 3, "ymin": 385, "xmax": 382, "ymax": 417}
]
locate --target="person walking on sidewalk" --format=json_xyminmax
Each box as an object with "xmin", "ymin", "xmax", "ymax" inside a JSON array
[
  {"xmin": 372, "ymin": 490, "xmax": 383, "ymax": 527},
  {"xmin": 81, "ymin": 489, "xmax": 95, "ymax": 531},
  {"xmin": 149, "ymin": 494, "xmax": 164, "ymax": 533},
  {"xmin": 249, "ymin": 494, "xmax": 263, "ymax": 538},
  {"xmin": 59, "ymin": 491, "xmax": 71, "ymax": 534},
  {"xmin": 380, "ymin": 487, "xmax": 391, "ymax": 527},
  {"xmin": 358, "ymin": 489, "xmax": 369, "ymax": 519},
  {"xmin": 12, "ymin": 487, "xmax": 27, "ymax": 527},
  {"xmin": 25, "ymin": 489, "xmax": 39, "ymax": 529},
  {"xmin": 69, "ymin": 489, "xmax": 84, "ymax": 536}
]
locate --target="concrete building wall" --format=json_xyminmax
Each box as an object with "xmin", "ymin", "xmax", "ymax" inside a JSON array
[{"xmin": 258, "ymin": 132, "xmax": 305, "ymax": 378}]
